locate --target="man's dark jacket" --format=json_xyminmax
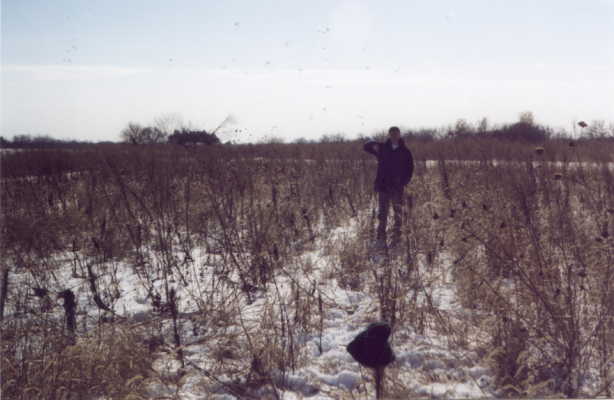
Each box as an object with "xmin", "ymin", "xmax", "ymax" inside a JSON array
[{"xmin": 364, "ymin": 138, "xmax": 414, "ymax": 192}]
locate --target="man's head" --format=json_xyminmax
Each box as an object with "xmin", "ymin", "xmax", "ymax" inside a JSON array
[{"xmin": 388, "ymin": 126, "xmax": 401, "ymax": 144}]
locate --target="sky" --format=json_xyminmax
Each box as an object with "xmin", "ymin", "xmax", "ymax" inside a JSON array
[{"xmin": 2, "ymin": 0, "xmax": 613, "ymax": 143}]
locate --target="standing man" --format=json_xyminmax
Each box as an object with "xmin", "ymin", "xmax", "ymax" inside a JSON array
[{"xmin": 363, "ymin": 126, "xmax": 414, "ymax": 250}]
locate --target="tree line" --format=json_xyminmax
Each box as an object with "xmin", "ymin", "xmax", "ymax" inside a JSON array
[
  {"xmin": 0, "ymin": 127, "xmax": 221, "ymax": 149},
  {"xmin": 3, "ymin": 112, "xmax": 613, "ymax": 149},
  {"xmin": 119, "ymin": 123, "xmax": 220, "ymax": 146}
]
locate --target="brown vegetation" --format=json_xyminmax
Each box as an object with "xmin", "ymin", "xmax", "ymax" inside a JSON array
[{"xmin": 1, "ymin": 130, "xmax": 613, "ymax": 398}]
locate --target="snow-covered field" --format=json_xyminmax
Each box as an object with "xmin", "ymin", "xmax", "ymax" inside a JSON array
[
  {"xmin": 18, "ymin": 214, "xmax": 498, "ymax": 399},
  {"xmin": 4, "ymin": 154, "xmax": 612, "ymax": 399},
  {"xmin": 165, "ymin": 224, "xmax": 493, "ymax": 399}
]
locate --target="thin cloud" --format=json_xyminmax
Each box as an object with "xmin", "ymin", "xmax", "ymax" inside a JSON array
[{"xmin": 3, "ymin": 65, "xmax": 152, "ymax": 81}]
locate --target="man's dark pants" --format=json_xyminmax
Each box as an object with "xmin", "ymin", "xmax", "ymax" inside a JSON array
[{"xmin": 376, "ymin": 186, "xmax": 404, "ymax": 245}]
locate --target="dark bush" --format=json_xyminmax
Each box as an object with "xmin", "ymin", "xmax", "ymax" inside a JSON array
[{"xmin": 168, "ymin": 129, "xmax": 220, "ymax": 146}]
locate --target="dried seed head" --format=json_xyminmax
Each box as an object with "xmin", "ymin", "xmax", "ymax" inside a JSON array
[
  {"xmin": 33, "ymin": 287, "xmax": 49, "ymax": 298},
  {"xmin": 553, "ymin": 173, "xmax": 563, "ymax": 180}
]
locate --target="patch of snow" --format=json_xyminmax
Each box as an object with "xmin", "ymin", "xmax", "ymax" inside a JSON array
[{"xmin": 312, "ymin": 369, "xmax": 361, "ymax": 391}]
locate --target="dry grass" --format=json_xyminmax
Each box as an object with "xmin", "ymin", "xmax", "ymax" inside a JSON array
[
  {"xmin": 1, "ymin": 137, "xmax": 613, "ymax": 398},
  {"xmin": 1, "ymin": 323, "xmax": 155, "ymax": 399}
]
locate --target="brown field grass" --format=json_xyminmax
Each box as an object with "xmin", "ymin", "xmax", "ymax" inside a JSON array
[{"xmin": 1, "ymin": 136, "xmax": 613, "ymax": 398}]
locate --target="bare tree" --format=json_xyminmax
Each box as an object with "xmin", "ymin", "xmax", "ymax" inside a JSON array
[
  {"xmin": 518, "ymin": 111, "xmax": 535, "ymax": 125},
  {"xmin": 154, "ymin": 113, "xmax": 184, "ymax": 136},
  {"xmin": 141, "ymin": 127, "xmax": 166, "ymax": 143},
  {"xmin": 477, "ymin": 117, "xmax": 489, "ymax": 133},
  {"xmin": 120, "ymin": 122, "xmax": 167, "ymax": 144},
  {"xmin": 120, "ymin": 122, "xmax": 145, "ymax": 145},
  {"xmin": 587, "ymin": 120, "xmax": 608, "ymax": 138}
]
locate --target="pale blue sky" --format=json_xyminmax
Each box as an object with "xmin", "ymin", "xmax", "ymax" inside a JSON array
[{"xmin": 2, "ymin": 0, "xmax": 613, "ymax": 142}]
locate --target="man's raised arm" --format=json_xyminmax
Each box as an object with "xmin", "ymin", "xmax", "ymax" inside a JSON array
[{"xmin": 363, "ymin": 140, "xmax": 379, "ymax": 156}]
